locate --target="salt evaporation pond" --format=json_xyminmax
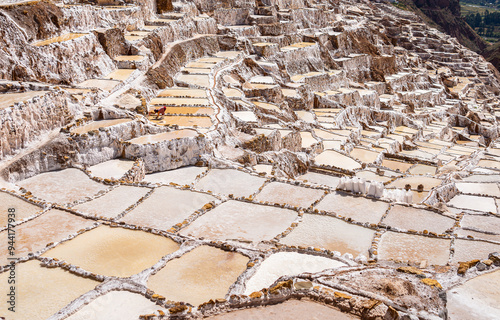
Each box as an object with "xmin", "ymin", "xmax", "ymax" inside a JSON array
[
  {"xmin": 72, "ymin": 186, "xmax": 150, "ymax": 219},
  {"xmin": 315, "ymin": 192, "xmax": 389, "ymax": 224},
  {"xmin": 447, "ymin": 194, "xmax": 497, "ymax": 212},
  {"xmin": 147, "ymin": 245, "xmax": 248, "ymax": 306},
  {"xmin": 387, "ymin": 176, "xmax": 442, "ymax": 191},
  {"xmin": 180, "ymin": 200, "xmax": 297, "ymax": 242},
  {"xmin": 70, "ymin": 119, "xmax": 132, "ymax": 134},
  {"xmin": 88, "ymin": 159, "xmax": 135, "ymax": 179},
  {"xmin": 0, "ymin": 91, "xmax": 48, "ymax": 109},
  {"xmin": 314, "ymin": 150, "xmax": 362, "ymax": 171},
  {"xmin": 144, "ymin": 166, "xmax": 207, "ymax": 185},
  {"xmin": 42, "ymin": 225, "xmax": 180, "ymax": 277},
  {"xmin": 377, "ymin": 231, "xmax": 450, "ymax": 265},
  {"xmin": 0, "ymin": 191, "xmax": 43, "ymax": 227},
  {"xmin": 65, "ymin": 290, "xmax": 168, "ymax": 320},
  {"xmin": 381, "ymin": 205, "xmax": 454, "ymax": 234},
  {"xmin": 206, "ymin": 299, "xmax": 358, "ymax": 319},
  {"xmin": 0, "ymin": 260, "xmax": 98, "ymax": 320},
  {"xmin": 446, "ymin": 270, "xmax": 500, "ymax": 320},
  {"xmin": 120, "ymin": 187, "xmax": 216, "ymax": 230},
  {"xmin": 127, "ymin": 129, "xmax": 198, "ymax": 144},
  {"xmin": 455, "ymin": 182, "xmax": 500, "ymax": 197},
  {"xmin": 280, "ymin": 214, "xmax": 375, "ymax": 257},
  {"xmin": 254, "ymin": 182, "xmax": 325, "ymax": 208},
  {"xmin": 349, "ymin": 147, "xmax": 379, "ymax": 163},
  {"xmin": 451, "ymin": 239, "xmax": 500, "ymax": 263},
  {"xmin": 243, "ymin": 252, "xmax": 345, "ymax": 295},
  {"xmin": 298, "ymin": 172, "xmax": 340, "ymax": 189},
  {"xmin": 195, "ymin": 169, "xmax": 266, "ymax": 198},
  {"xmin": 157, "ymin": 88, "xmax": 207, "ymax": 98},
  {"xmin": 0, "ymin": 209, "xmax": 94, "ymax": 265},
  {"xmin": 33, "ymin": 33, "xmax": 87, "ymax": 46},
  {"xmin": 17, "ymin": 168, "xmax": 109, "ymax": 204}
]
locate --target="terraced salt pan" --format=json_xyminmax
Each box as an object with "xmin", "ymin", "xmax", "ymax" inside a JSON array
[
  {"xmin": 180, "ymin": 200, "xmax": 297, "ymax": 242},
  {"xmin": 281, "ymin": 214, "xmax": 375, "ymax": 257},
  {"xmin": 66, "ymin": 290, "xmax": 168, "ymax": 320},
  {"xmin": 127, "ymin": 129, "xmax": 198, "ymax": 145},
  {"xmin": 0, "ymin": 209, "xmax": 94, "ymax": 264},
  {"xmin": 355, "ymin": 170, "xmax": 393, "ymax": 183},
  {"xmin": 0, "ymin": 260, "xmax": 98, "ymax": 320},
  {"xmin": 243, "ymin": 252, "xmax": 345, "ymax": 295},
  {"xmin": 408, "ymin": 164, "xmax": 437, "ymax": 175},
  {"xmin": 150, "ymin": 97, "xmax": 210, "ymax": 106},
  {"xmin": 207, "ymin": 299, "xmax": 357, "ymax": 319},
  {"xmin": 253, "ymin": 164, "xmax": 273, "ymax": 175},
  {"xmin": 223, "ymin": 87, "xmax": 243, "ymax": 98},
  {"xmin": 42, "ymin": 225, "xmax": 180, "ymax": 277},
  {"xmin": 478, "ymin": 159, "xmax": 500, "ymax": 169},
  {"xmin": 103, "ymin": 69, "xmax": 135, "ymax": 81},
  {"xmin": 154, "ymin": 106, "xmax": 214, "ymax": 115},
  {"xmin": 314, "ymin": 150, "xmax": 362, "ymax": 171},
  {"xmin": 315, "ymin": 192, "xmax": 389, "ymax": 224},
  {"xmin": 0, "ymin": 91, "xmax": 48, "ymax": 109},
  {"xmin": 461, "ymin": 214, "xmax": 500, "ymax": 235},
  {"xmin": 120, "ymin": 187, "xmax": 216, "ymax": 230},
  {"xmin": 300, "ymin": 132, "xmax": 318, "ymax": 148},
  {"xmin": 381, "ymin": 159, "xmax": 413, "ymax": 172},
  {"xmin": 462, "ymin": 174, "xmax": 500, "ymax": 182},
  {"xmin": 0, "ymin": 191, "xmax": 42, "ymax": 227},
  {"xmin": 387, "ymin": 176, "xmax": 442, "ymax": 191},
  {"xmin": 298, "ymin": 172, "xmax": 340, "ymax": 189},
  {"xmin": 72, "ymin": 186, "xmax": 150, "ymax": 219},
  {"xmin": 455, "ymin": 182, "xmax": 500, "ymax": 197},
  {"xmin": 33, "ymin": 33, "xmax": 87, "ymax": 46},
  {"xmin": 447, "ymin": 194, "xmax": 497, "ymax": 212},
  {"xmin": 451, "ymin": 239, "xmax": 500, "ymax": 263},
  {"xmin": 71, "ymin": 119, "xmax": 132, "ymax": 134},
  {"xmin": 144, "ymin": 166, "xmax": 207, "ymax": 185},
  {"xmin": 382, "ymin": 205, "xmax": 454, "ymax": 233},
  {"xmin": 147, "ymin": 245, "xmax": 248, "ymax": 306},
  {"xmin": 447, "ymin": 270, "xmax": 500, "ymax": 320},
  {"xmin": 350, "ymin": 147, "xmax": 379, "ymax": 163},
  {"xmin": 378, "ymin": 231, "xmax": 450, "ymax": 265},
  {"xmin": 232, "ymin": 111, "xmax": 258, "ymax": 122},
  {"xmin": 176, "ymin": 74, "xmax": 210, "ymax": 87},
  {"xmin": 153, "ymin": 115, "xmax": 212, "ymax": 128},
  {"xmin": 254, "ymin": 182, "xmax": 325, "ymax": 208},
  {"xmin": 157, "ymin": 88, "xmax": 207, "ymax": 98},
  {"xmin": 17, "ymin": 168, "xmax": 108, "ymax": 204},
  {"xmin": 195, "ymin": 169, "xmax": 266, "ymax": 198},
  {"xmin": 88, "ymin": 159, "xmax": 135, "ymax": 179},
  {"xmin": 295, "ymin": 111, "xmax": 315, "ymax": 123}
]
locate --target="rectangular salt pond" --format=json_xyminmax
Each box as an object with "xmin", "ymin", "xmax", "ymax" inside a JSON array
[
  {"xmin": 72, "ymin": 186, "xmax": 150, "ymax": 219},
  {"xmin": 0, "ymin": 260, "xmax": 99, "ymax": 320},
  {"xmin": 456, "ymin": 182, "xmax": 500, "ymax": 197},
  {"xmin": 300, "ymin": 132, "xmax": 318, "ymax": 148},
  {"xmin": 127, "ymin": 129, "xmax": 198, "ymax": 145},
  {"xmin": 32, "ymin": 33, "xmax": 87, "ymax": 46},
  {"xmin": 144, "ymin": 166, "xmax": 207, "ymax": 185},
  {"xmin": 408, "ymin": 164, "xmax": 437, "ymax": 175},
  {"xmin": 447, "ymin": 194, "xmax": 497, "ymax": 213},
  {"xmin": 381, "ymin": 159, "xmax": 413, "ymax": 172},
  {"xmin": 150, "ymin": 97, "xmax": 210, "ymax": 106},
  {"xmin": 280, "ymin": 213, "xmax": 376, "ymax": 257},
  {"xmin": 452, "ymin": 239, "xmax": 500, "ymax": 263},
  {"xmin": 180, "ymin": 200, "xmax": 297, "ymax": 242},
  {"xmin": 314, "ymin": 150, "xmax": 362, "ymax": 171},
  {"xmin": 350, "ymin": 147, "xmax": 379, "ymax": 163},
  {"xmin": 382, "ymin": 205, "xmax": 454, "ymax": 234},
  {"xmin": 103, "ymin": 69, "xmax": 135, "ymax": 81},
  {"xmin": 298, "ymin": 172, "xmax": 340, "ymax": 189},
  {"xmin": 0, "ymin": 91, "xmax": 48, "ymax": 109},
  {"xmin": 315, "ymin": 192, "xmax": 389, "ymax": 224},
  {"xmin": 88, "ymin": 159, "xmax": 135, "ymax": 179},
  {"xmin": 157, "ymin": 88, "xmax": 207, "ymax": 98},
  {"xmin": 0, "ymin": 209, "xmax": 95, "ymax": 265},
  {"xmin": 195, "ymin": 169, "xmax": 266, "ymax": 198},
  {"xmin": 152, "ymin": 115, "xmax": 212, "ymax": 128},
  {"xmin": 255, "ymin": 182, "xmax": 325, "ymax": 208},
  {"xmin": 176, "ymin": 74, "xmax": 210, "ymax": 87},
  {"xmin": 71, "ymin": 119, "xmax": 132, "ymax": 134},
  {"xmin": 42, "ymin": 225, "xmax": 180, "ymax": 277},
  {"xmin": 0, "ymin": 191, "xmax": 43, "ymax": 227},
  {"xmin": 147, "ymin": 245, "xmax": 248, "ymax": 306},
  {"xmin": 151, "ymin": 106, "xmax": 214, "ymax": 115},
  {"xmin": 232, "ymin": 111, "xmax": 258, "ymax": 123},
  {"xmin": 120, "ymin": 186, "xmax": 216, "ymax": 230},
  {"xmin": 17, "ymin": 168, "xmax": 109, "ymax": 204},
  {"xmin": 377, "ymin": 231, "xmax": 451, "ymax": 265},
  {"xmin": 387, "ymin": 176, "xmax": 442, "ymax": 191}
]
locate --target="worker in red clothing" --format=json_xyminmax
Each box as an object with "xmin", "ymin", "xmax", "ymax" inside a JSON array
[{"xmin": 152, "ymin": 106, "xmax": 167, "ymax": 119}]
